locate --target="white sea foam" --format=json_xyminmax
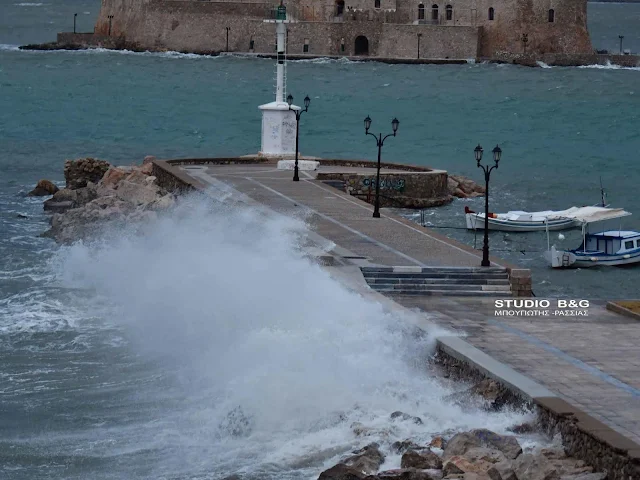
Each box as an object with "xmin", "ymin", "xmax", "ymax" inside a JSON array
[
  {"xmin": 536, "ymin": 61, "xmax": 552, "ymax": 68},
  {"xmin": 578, "ymin": 60, "xmax": 640, "ymax": 71},
  {"xmin": 50, "ymin": 190, "xmax": 534, "ymax": 478},
  {"xmin": 0, "ymin": 44, "xmax": 20, "ymax": 51},
  {"xmin": 14, "ymin": 2, "xmax": 44, "ymax": 5}
]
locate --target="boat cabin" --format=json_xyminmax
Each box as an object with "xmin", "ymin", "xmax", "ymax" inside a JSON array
[{"xmin": 577, "ymin": 231, "xmax": 640, "ymax": 255}]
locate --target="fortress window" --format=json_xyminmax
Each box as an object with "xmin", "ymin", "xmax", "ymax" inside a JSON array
[
  {"xmin": 431, "ymin": 4, "xmax": 438, "ymax": 21},
  {"xmin": 375, "ymin": 0, "xmax": 380, "ymax": 7},
  {"xmin": 488, "ymin": 7, "xmax": 494, "ymax": 20},
  {"xmin": 548, "ymin": 8, "xmax": 555, "ymax": 22},
  {"xmin": 249, "ymin": 39, "xmax": 254, "ymax": 50},
  {"xmin": 446, "ymin": 4, "xmax": 452, "ymax": 20},
  {"xmin": 418, "ymin": 3, "xmax": 425, "ymax": 19},
  {"xmin": 303, "ymin": 38, "xmax": 309, "ymax": 52}
]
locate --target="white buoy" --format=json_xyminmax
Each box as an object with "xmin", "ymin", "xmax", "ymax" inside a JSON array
[{"xmin": 558, "ymin": 233, "xmax": 565, "ymax": 240}]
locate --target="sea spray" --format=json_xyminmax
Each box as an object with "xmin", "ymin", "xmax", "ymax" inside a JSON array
[{"xmin": 50, "ymin": 190, "xmax": 532, "ymax": 479}]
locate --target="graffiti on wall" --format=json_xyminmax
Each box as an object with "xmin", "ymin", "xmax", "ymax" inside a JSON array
[{"xmin": 361, "ymin": 177, "xmax": 406, "ymax": 191}]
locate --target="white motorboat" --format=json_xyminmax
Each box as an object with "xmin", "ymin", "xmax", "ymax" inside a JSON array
[
  {"xmin": 547, "ymin": 208, "xmax": 640, "ymax": 268},
  {"xmin": 464, "ymin": 206, "xmax": 614, "ymax": 232}
]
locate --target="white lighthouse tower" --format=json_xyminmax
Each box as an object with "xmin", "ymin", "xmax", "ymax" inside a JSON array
[{"xmin": 258, "ymin": 1, "xmax": 298, "ymax": 157}]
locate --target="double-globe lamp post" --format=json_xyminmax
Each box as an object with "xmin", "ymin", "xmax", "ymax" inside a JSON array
[
  {"xmin": 364, "ymin": 116, "xmax": 399, "ymax": 218},
  {"xmin": 287, "ymin": 94, "xmax": 311, "ymax": 182},
  {"xmin": 474, "ymin": 143, "xmax": 502, "ymax": 267}
]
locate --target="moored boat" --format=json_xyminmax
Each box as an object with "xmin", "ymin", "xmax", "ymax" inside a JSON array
[
  {"xmin": 465, "ymin": 206, "xmax": 588, "ymax": 232},
  {"xmin": 546, "ymin": 208, "xmax": 639, "ymax": 268}
]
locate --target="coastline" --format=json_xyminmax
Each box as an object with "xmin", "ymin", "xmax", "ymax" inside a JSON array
[{"xmin": 17, "ymin": 40, "xmax": 640, "ymax": 68}]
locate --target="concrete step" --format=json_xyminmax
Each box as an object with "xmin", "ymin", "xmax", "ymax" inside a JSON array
[
  {"xmin": 363, "ymin": 272, "xmax": 509, "ymax": 280},
  {"xmin": 365, "ymin": 278, "xmax": 510, "ymax": 286},
  {"xmin": 361, "ymin": 266, "xmax": 507, "ymax": 274},
  {"xmin": 383, "ymin": 290, "xmax": 511, "ymax": 297},
  {"xmin": 371, "ymin": 283, "xmax": 512, "ymax": 292}
]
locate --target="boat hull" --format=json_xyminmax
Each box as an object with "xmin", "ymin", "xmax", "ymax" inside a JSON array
[
  {"xmin": 465, "ymin": 213, "xmax": 578, "ymax": 232},
  {"xmin": 548, "ymin": 245, "xmax": 640, "ymax": 268}
]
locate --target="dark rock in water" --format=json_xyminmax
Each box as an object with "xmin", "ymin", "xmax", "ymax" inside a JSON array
[
  {"xmin": 43, "ymin": 200, "xmax": 75, "ymax": 214},
  {"xmin": 444, "ymin": 379, "xmax": 510, "ymax": 412},
  {"xmin": 318, "ymin": 463, "xmax": 367, "ymax": 480},
  {"xmin": 391, "ymin": 439, "xmax": 422, "ymax": 454},
  {"xmin": 365, "ymin": 468, "xmax": 441, "ymax": 480},
  {"xmin": 390, "ymin": 411, "xmax": 423, "ymax": 425},
  {"xmin": 444, "ymin": 429, "xmax": 522, "ymax": 460},
  {"xmin": 219, "ymin": 406, "xmax": 253, "ymax": 437},
  {"xmin": 28, "ymin": 179, "xmax": 59, "ymax": 196},
  {"xmin": 342, "ymin": 443, "xmax": 385, "ymax": 476},
  {"xmin": 507, "ymin": 421, "xmax": 536, "ymax": 434},
  {"xmin": 401, "ymin": 450, "xmax": 443, "ymax": 470},
  {"xmin": 16, "ymin": 213, "xmax": 29, "ymax": 219}
]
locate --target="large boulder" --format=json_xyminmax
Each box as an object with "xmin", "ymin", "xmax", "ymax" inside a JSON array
[
  {"xmin": 319, "ymin": 464, "xmax": 366, "ymax": 480},
  {"xmin": 43, "ymin": 183, "xmax": 98, "ymax": 213},
  {"xmin": 443, "ymin": 456, "xmax": 494, "ymax": 476},
  {"xmin": 512, "ymin": 454, "xmax": 560, "ymax": 480},
  {"xmin": 444, "ymin": 379, "xmax": 511, "ymax": 412},
  {"xmin": 391, "ymin": 440, "xmax": 422, "ymax": 454},
  {"xmin": 401, "ymin": 450, "xmax": 442, "ymax": 470},
  {"xmin": 28, "ymin": 179, "xmax": 59, "ymax": 196},
  {"xmin": 366, "ymin": 469, "xmax": 441, "ymax": 480},
  {"xmin": 390, "ymin": 411, "xmax": 423, "ymax": 425},
  {"xmin": 342, "ymin": 443, "xmax": 385, "ymax": 476},
  {"xmin": 115, "ymin": 180, "xmax": 163, "ymax": 206},
  {"xmin": 100, "ymin": 167, "xmax": 128, "ymax": 188},
  {"xmin": 443, "ymin": 430, "xmax": 522, "ymax": 460},
  {"xmin": 64, "ymin": 158, "xmax": 111, "ymax": 189}
]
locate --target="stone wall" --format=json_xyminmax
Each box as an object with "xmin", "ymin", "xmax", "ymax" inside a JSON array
[
  {"xmin": 507, "ymin": 268, "xmax": 532, "ymax": 297},
  {"xmin": 435, "ymin": 345, "xmax": 640, "ymax": 480},
  {"xmin": 317, "ymin": 169, "xmax": 452, "ymax": 208},
  {"xmin": 93, "ymin": 0, "xmax": 477, "ymax": 58},
  {"xmin": 92, "ymin": 0, "xmax": 591, "ymax": 58}
]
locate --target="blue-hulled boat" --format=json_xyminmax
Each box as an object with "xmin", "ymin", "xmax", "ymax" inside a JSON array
[{"xmin": 547, "ymin": 208, "xmax": 640, "ymax": 268}]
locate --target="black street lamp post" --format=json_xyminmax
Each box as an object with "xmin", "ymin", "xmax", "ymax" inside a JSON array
[
  {"xmin": 364, "ymin": 116, "xmax": 399, "ymax": 218},
  {"xmin": 74, "ymin": 13, "xmax": 77, "ymax": 34},
  {"xmin": 417, "ymin": 33, "xmax": 422, "ymax": 59},
  {"xmin": 619, "ymin": 35, "xmax": 624, "ymax": 54},
  {"xmin": 226, "ymin": 27, "xmax": 231, "ymax": 52},
  {"xmin": 108, "ymin": 15, "xmax": 114, "ymax": 36},
  {"xmin": 287, "ymin": 94, "xmax": 311, "ymax": 182},
  {"xmin": 475, "ymin": 143, "xmax": 502, "ymax": 267}
]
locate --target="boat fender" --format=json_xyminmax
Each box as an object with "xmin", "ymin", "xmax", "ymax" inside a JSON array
[
  {"xmin": 624, "ymin": 254, "xmax": 631, "ymax": 259},
  {"xmin": 590, "ymin": 257, "xmax": 598, "ymax": 262}
]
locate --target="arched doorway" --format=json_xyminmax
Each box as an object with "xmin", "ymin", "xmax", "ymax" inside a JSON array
[
  {"xmin": 335, "ymin": 0, "xmax": 345, "ymax": 16},
  {"xmin": 354, "ymin": 35, "xmax": 369, "ymax": 55}
]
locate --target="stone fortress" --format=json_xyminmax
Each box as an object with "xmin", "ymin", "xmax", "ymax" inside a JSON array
[{"xmin": 90, "ymin": 0, "xmax": 592, "ymax": 60}]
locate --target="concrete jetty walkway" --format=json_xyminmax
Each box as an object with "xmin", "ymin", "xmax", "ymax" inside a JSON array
[{"xmin": 170, "ymin": 162, "xmax": 640, "ymax": 449}]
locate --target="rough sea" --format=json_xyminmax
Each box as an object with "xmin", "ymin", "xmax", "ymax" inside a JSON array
[{"xmin": 0, "ymin": 1, "xmax": 639, "ymax": 479}]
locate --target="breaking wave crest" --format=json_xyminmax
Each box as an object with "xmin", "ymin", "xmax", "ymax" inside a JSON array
[{"xmin": 22, "ymin": 190, "xmax": 532, "ymax": 479}]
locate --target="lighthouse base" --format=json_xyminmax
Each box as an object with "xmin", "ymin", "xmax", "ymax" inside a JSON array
[{"xmin": 258, "ymin": 101, "xmax": 299, "ymax": 156}]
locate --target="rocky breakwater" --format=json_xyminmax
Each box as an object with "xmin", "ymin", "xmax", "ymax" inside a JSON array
[
  {"xmin": 317, "ymin": 380, "xmax": 606, "ymax": 480},
  {"xmin": 318, "ymin": 425, "xmax": 606, "ymax": 480},
  {"xmin": 37, "ymin": 157, "xmax": 176, "ymax": 244},
  {"xmin": 448, "ymin": 175, "xmax": 485, "ymax": 199}
]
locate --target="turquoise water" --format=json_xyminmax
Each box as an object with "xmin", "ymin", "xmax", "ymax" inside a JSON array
[{"xmin": 0, "ymin": 2, "xmax": 639, "ymax": 479}]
